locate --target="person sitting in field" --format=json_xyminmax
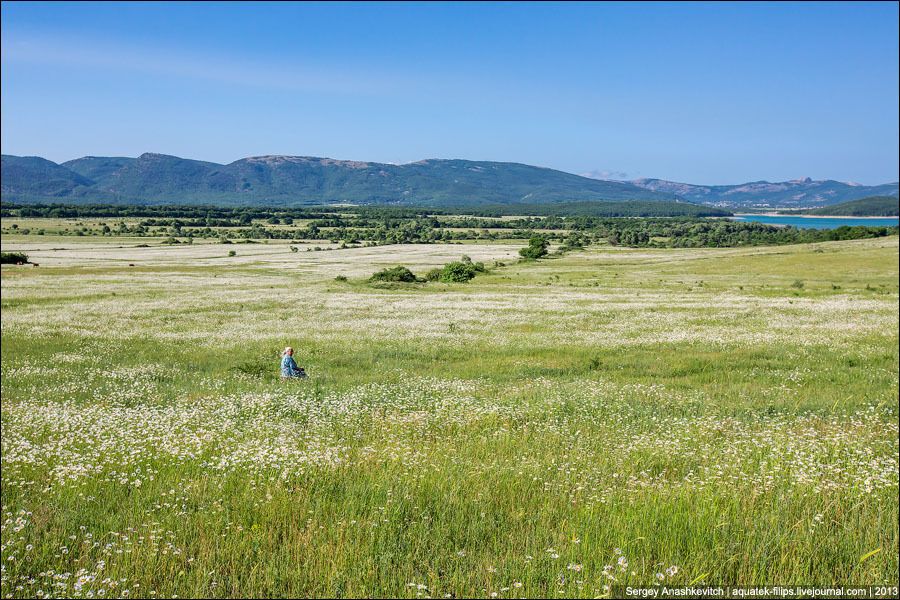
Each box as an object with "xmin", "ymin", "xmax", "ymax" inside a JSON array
[{"xmin": 280, "ymin": 347, "xmax": 307, "ymax": 379}]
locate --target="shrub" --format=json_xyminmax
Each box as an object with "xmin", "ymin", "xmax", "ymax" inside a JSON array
[
  {"xmin": 228, "ymin": 250, "xmax": 237, "ymax": 257},
  {"xmin": 560, "ymin": 232, "xmax": 587, "ymax": 251},
  {"xmin": 369, "ymin": 266, "xmax": 420, "ymax": 283},
  {"xmin": 0, "ymin": 252, "xmax": 29, "ymax": 264},
  {"xmin": 519, "ymin": 236, "xmax": 549, "ymax": 259},
  {"xmin": 461, "ymin": 255, "xmax": 487, "ymax": 272},
  {"xmin": 439, "ymin": 261, "xmax": 478, "ymax": 282},
  {"xmin": 334, "ymin": 275, "xmax": 348, "ymax": 282},
  {"xmin": 424, "ymin": 256, "xmax": 490, "ymax": 283}
]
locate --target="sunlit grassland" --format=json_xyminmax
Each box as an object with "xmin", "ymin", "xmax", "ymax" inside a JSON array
[{"xmin": 1, "ymin": 234, "xmax": 898, "ymax": 598}]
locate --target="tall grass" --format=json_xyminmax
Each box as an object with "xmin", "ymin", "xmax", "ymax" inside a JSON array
[{"xmin": 1, "ymin": 236, "xmax": 897, "ymax": 598}]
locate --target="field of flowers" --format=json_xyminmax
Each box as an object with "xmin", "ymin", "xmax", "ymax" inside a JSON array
[{"xmin": 1, "ymin": 234, "xmax": 898, "ymax": 598}]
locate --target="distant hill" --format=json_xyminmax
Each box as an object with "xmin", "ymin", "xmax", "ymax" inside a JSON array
[
  {"xmin": 0, "ymin": 155, "xmax": 100, "ymax": 199},
  {"xmin": 2, "ymin": 153, "xmax": 677, "ymax": 207},
  {"xmin": 623, "ymin": 177, "xmax": 899, "ymax": 209},
  {"xmin": 791, "ymin": 196, "xmax": 899, "ymax": 217},
  {"xmin": 8, "ymin": 152, "xmax": 892, "ymax": 211}
]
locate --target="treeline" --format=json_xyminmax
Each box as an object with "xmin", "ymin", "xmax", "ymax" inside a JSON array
[
  {"xmin": 0, "ymin": 200, "xmax": 730, "ymax": 220},
  {"xmin": 1, "ymin": 202, "xmax": 338, "ymax": 220},
  {"xmin": 447, "ymin": 201, "xmax": 732, "ymax": 217},
  {"xmin": 2, "ymin": 202, "xmax": 895, "ymax": 248},
  {"xmin": 587, "ymin": 219, "xmax": 898, "ymax": 247}
]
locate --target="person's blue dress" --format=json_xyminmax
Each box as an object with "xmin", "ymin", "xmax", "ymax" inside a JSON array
[{"xmin": 281, "ymin": 355, "xmax": 306, "ymax": 378}]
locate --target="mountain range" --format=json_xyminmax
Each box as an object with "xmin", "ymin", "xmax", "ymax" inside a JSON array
[
  {"xmin": 1, "ymin": 153, "xmax": 676, "ymax": 207},
  {"xmin": 621, "ymin": 177, "xmax": 899, "ymax": 209},
  {"xmin": 2, "ymin": 153, "xmax": 897, "ymax": 209}
]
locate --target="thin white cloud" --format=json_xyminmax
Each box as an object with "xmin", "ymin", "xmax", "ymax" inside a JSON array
[{"xmin": 1, "ymin": 32, "xmax": 402, "ymax": 96}]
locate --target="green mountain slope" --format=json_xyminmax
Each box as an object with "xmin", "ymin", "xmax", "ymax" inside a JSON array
[
  {"xmin": 61, "ymin": 156, "xmax": 136, "ymax": 182},
  {"xmin": 2, "ymin": 153, "xmax": 677, "ymax": 206},
  {"xmin": 1, "ymin": 155, "xmax": 98, "ymax": 199},
  {"xmin": 799, "ymin": 196, "xmax": 899, "ymax": 216}
]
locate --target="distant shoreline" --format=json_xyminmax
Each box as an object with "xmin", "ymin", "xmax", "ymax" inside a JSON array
[{"xmin": 733, "ymin": 212, "xmax": 899, "ymax": 219}]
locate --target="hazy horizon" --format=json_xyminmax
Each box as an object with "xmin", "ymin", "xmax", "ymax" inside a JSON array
[{"xmin": 2, "ymin": 2, "xmax": 898, "ymax": 185}]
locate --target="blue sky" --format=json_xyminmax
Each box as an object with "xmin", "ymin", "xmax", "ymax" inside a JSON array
[{"xmin": 1, "ymin": 1, "xmax": 898, "ymax": 184}]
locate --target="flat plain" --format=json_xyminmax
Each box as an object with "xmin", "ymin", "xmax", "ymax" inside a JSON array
[{"xmin": 1, "ymin": 232, "xmax": 898, "ymax": 598}]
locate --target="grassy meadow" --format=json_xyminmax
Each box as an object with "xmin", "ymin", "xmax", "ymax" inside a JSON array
[{"xmin": 1, "ymin": 231, "xmax": 898, "ymax": 598}]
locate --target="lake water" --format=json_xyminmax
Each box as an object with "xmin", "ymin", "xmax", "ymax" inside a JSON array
[{"xmin": 731, "ymin": 215, "xmax": 899, "ymax": 230}]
